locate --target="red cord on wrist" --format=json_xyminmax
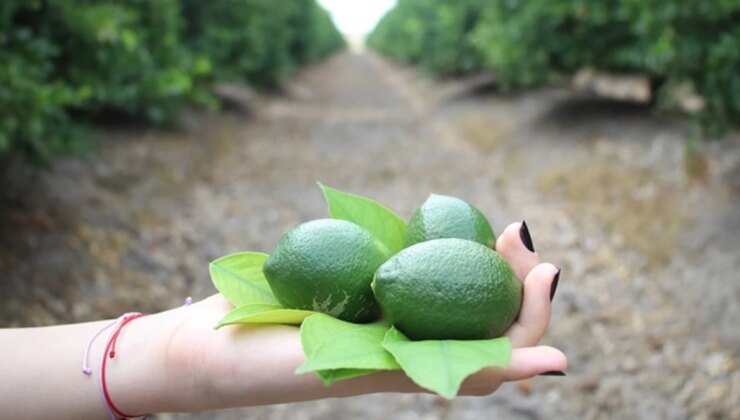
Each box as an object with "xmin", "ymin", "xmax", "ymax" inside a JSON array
[
  {"xmin": 100, "ymin": 312, "xmax": 147, "ymax": 419},
  {"xmin": 83, "ymin": 298, "xmax": 192, "ymax": 420}
]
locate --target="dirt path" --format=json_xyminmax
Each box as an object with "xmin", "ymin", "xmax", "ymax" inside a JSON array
[{"xmin": 1, "ymin": 51, "xmax": 738, "ymax": 419}]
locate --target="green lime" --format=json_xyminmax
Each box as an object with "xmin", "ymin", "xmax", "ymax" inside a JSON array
[
  {"xmin": 372, "ymin": 238, "xmax": 522, "ymax": 340},
  {"xmin": 263, "ymin": 219, "xmax": 391, "ymax": 323},
  {"xmin": 404, "ymin": 194, "xmax": 496, "ymax": 248}
]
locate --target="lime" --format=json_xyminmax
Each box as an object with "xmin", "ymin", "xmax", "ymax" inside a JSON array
[
  {"xmin": 404, "ymin": 194, "xmax": 495, "ymax": 248},
  {"xmin": 372, "ymin": 238, "xmax": 522, "ymax": 340},
  {"xmin": 263, "ymin": 219, "xmax": 391, "ymax": 323}
]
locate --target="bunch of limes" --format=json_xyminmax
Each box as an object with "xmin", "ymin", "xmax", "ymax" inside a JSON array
[{"xmin": 263, "ymin": 194, "xmax": 522, "ymax": 340}]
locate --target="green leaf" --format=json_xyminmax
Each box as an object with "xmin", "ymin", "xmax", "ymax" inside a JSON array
[
  {"xmin": 297, "ymin": 314, "xmax": 400, "ymax": 382},
  {"xmin": 382, "ymin": 327, "xmax": 512, "ymax": 399},
  {"xmin": 215, "ymin": 303, "xmax": 317, "ymax": 329},
  {"xmin": 300, "ymin": 313, "xmax": 359, "ymax": 356},
  {"xmin": 209, "ymin": 252, "xmax": 278, "ymax": 307},
  {"xmin": 318, "ymin": 183, "xmax": 407, "ymax": 254},
  {"xmin": 315, "ymin": 368, "xmax": 377, "ymax": 386}
]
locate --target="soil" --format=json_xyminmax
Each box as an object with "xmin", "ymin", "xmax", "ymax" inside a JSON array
[{"xmin": 1, "ymin": 51, "xmax": 738, "ymax": 419}]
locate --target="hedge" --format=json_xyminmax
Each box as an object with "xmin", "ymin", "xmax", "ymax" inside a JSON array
[
  {"xmin": 0, "ymin": 0, "xmax": 344, "ymax": 162},
  {"xmin": 369, "ymin": 0, "xmax": 739, "ymax": 137},
  {"xmin": 367, "ymin": 0, "xmax": 484, "ymax": 77},
  {"xmin": 181, "ymin": 0, "xmax": 344, "ymax": 88}
]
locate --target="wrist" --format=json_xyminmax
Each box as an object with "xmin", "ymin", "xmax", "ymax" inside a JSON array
[{"xmin": 105, "ymin": 307, "xmax": 190, "ymax": 415}]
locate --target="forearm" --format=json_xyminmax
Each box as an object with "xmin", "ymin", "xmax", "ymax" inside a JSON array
[
  {"xmin": 0, "ymin": 309, "xmax": 182, "ymax": 419},
  {"xmin": 0, "ymin": 320, "xmax": 110, "ymax": 419},
  {"xmin": 0, "ymin": 298, "xmax": 353, "ymax": 418}
]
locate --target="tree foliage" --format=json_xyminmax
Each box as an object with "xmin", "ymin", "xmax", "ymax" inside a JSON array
[
  {"xmin": 367, "ymin": 0, "xmax": 484, "ymax": 77},
  {"xmin": 369, "ymin": 0, "xmax": 739, "ymax": 137},
  {"xmin": 181, "ymin": 0, "xmax": 344, "ymax": 88},
  {"xmin": 0, "ymin": 0, "xmax": 344, "ymax": 162}
]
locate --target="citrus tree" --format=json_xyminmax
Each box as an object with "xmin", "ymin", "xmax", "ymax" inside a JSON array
[
  {"xmin": 369, "ymin": 0, "xmax": 739, "ymax": 137},
  {"xmin": 0, "ymin": 0, "xmax": 344, "ymax": 162}
]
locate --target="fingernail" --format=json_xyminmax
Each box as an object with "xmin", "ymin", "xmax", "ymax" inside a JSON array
[
  {"xmin": 539, "ymin": 371, "xmax": 566, "ymax": 376},
  {"xmin": 519, "ymin": 220, "xmax": 535, "ymax": 252},
  {"xmin": 550, "ymin": 268, "xmax": 561, "ymax": 302}
]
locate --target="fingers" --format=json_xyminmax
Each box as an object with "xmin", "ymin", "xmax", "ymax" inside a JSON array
[
  {"xmin": 506, "ymin": 263, "xmax": 559, "ymax": 347},
  {"xmin": 503, "ymin": 345, "xmax": 568, "ymax": 381},
  {"xmin": 460, "ymin": 346, "xmax": 568, "ymax": 394},
  {"xmin": 497, "ymin": 221, "xmax": 560, "ymax": 348},
  {"xmin": 495, "ymin": 222, "xmax": 540, "ymax": 281}
]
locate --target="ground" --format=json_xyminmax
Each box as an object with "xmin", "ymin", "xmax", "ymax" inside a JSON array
[{"xmin": 1, "ymin": 51, "xmax": 738, "ymax": 419}]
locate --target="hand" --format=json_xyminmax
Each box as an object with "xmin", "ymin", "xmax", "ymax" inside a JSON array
[
  {"xmin": 465, "ymin": 221, "xmax": 566, "ymax": 395},
  {"xmin": 148, "ymin": 222, "xmax": 566, "ymax": 412}
]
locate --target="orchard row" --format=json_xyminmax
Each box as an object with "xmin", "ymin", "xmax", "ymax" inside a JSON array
[
  {"xmin": 368, "ymin": 0, "xmax": 738, "ymax": 138},
  {"xmin": 1, "ymin": 0, "xmax": 344, "ymax": 162}
]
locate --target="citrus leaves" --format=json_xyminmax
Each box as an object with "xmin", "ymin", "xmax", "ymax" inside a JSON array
[
  {"xmin": 383, "ymin": 327, "xmax": 512, "ymax": 398},
  {"xmin": 211, "ymin": 253, "xmax": 319, "ymax": 326},
  {"xmin": 319, "ymin": 182, "xmax": 407, "ymax": 254},
  {"xmin": 297, "ymin": 314, "xmax": 400, "ymax": 385},
  {"xmin": 215, "ymin": 303, "xmax": 316, "ymax": 329},
  {"xmin": 297, "ymin": 316, "xmax": 513, "ymax": 397},
  {"xmin": 210, "ymin": 252, "xmax": 277, "ymax": 306},
  {"xmin": 208, "ymin": 184, "xmax": 514, "ymax": 398}
]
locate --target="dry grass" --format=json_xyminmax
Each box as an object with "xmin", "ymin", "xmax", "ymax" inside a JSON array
[
  {"xmin": 456, "ymin": 114, "xmax": 508, "ymax": 153},
  {"xmin": 538, "ymin": 159, "xmax": 689, "ymax": 269}
]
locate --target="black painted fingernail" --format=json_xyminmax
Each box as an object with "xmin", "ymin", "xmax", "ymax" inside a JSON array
[
  {"xmin": 519, "ymin": 220, "xmax": 535, "ymax": 252},
  {"xmin": 550, "ymin": 268, "xmax": 561, "ymax": 302},
  {"xmin": 539, "ymin": 371, "xmax": 566, "ymax": 376}
]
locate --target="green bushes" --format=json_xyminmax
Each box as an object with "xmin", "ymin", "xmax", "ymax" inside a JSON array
[
  {"xmin": 0, "ymin": 0, "xmax": 344, "ymax": 162},
  {"xmin": 617, "ymin": 0, "xmax": 740, "ymax": 137},
  {"xmin": 181, "ymin": 0, "xmax": 343, "ymax": 88},
  {"xmin": 367, "ymin": 0, "xmax": 484, "ymax": 76},
  {"xmin": 1, "ymin": 1, "xmax": 91, "ymax": 160},
  {"xmin": 472, "ymin": 1, "xmax": 638, "ymax": 90},
  {"xmin": 55, "ymin": 1, "xmax": 208, "ymax": 123},
  {"xmin": 369, "ymin": 0, "xmax": 739, "ymax": 137}
]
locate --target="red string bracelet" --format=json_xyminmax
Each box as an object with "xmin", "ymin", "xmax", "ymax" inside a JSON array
[
  {"xmin": 101, "ymin": 312, "xmax": 148, "ymax": 419},
  {"xmin": 82, "ymin": 297, "xmax": 193, "ymax": 419}
]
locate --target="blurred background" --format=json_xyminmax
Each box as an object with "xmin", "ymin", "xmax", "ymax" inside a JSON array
[{"xmin": 1, "ymin": 0, "xmax": 738, "ymax": 418}]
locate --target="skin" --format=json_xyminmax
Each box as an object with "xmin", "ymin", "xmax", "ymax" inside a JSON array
[{"xmin": 0, "ymin": 222, "xmax": 566, "ymax": 418}]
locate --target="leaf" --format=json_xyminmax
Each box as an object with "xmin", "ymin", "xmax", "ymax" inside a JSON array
[
  {"xmin": 215, "ymin": 303, "xmax": 317, "ymax": 329},
  {"xmin": 297, "ymin": 314, "xmax": 400, "ymax": 382},
  {"xmin": 382, "ymin": 327, "xmax": 512, "ymax": 399},
  {"xmin": 209, "ymin": 252, "xmax": 278, "ymax": 307},
  {"xmin": 315, "ymin": 368, "xmax": 377, "ymax": 386},
  {"xmin": 318, "ymin": 183, "xmax": 407, "ymax": 254},
  {"xmin": 300, "ymin": 313, "xmax": 360, "ymax": 356}
]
